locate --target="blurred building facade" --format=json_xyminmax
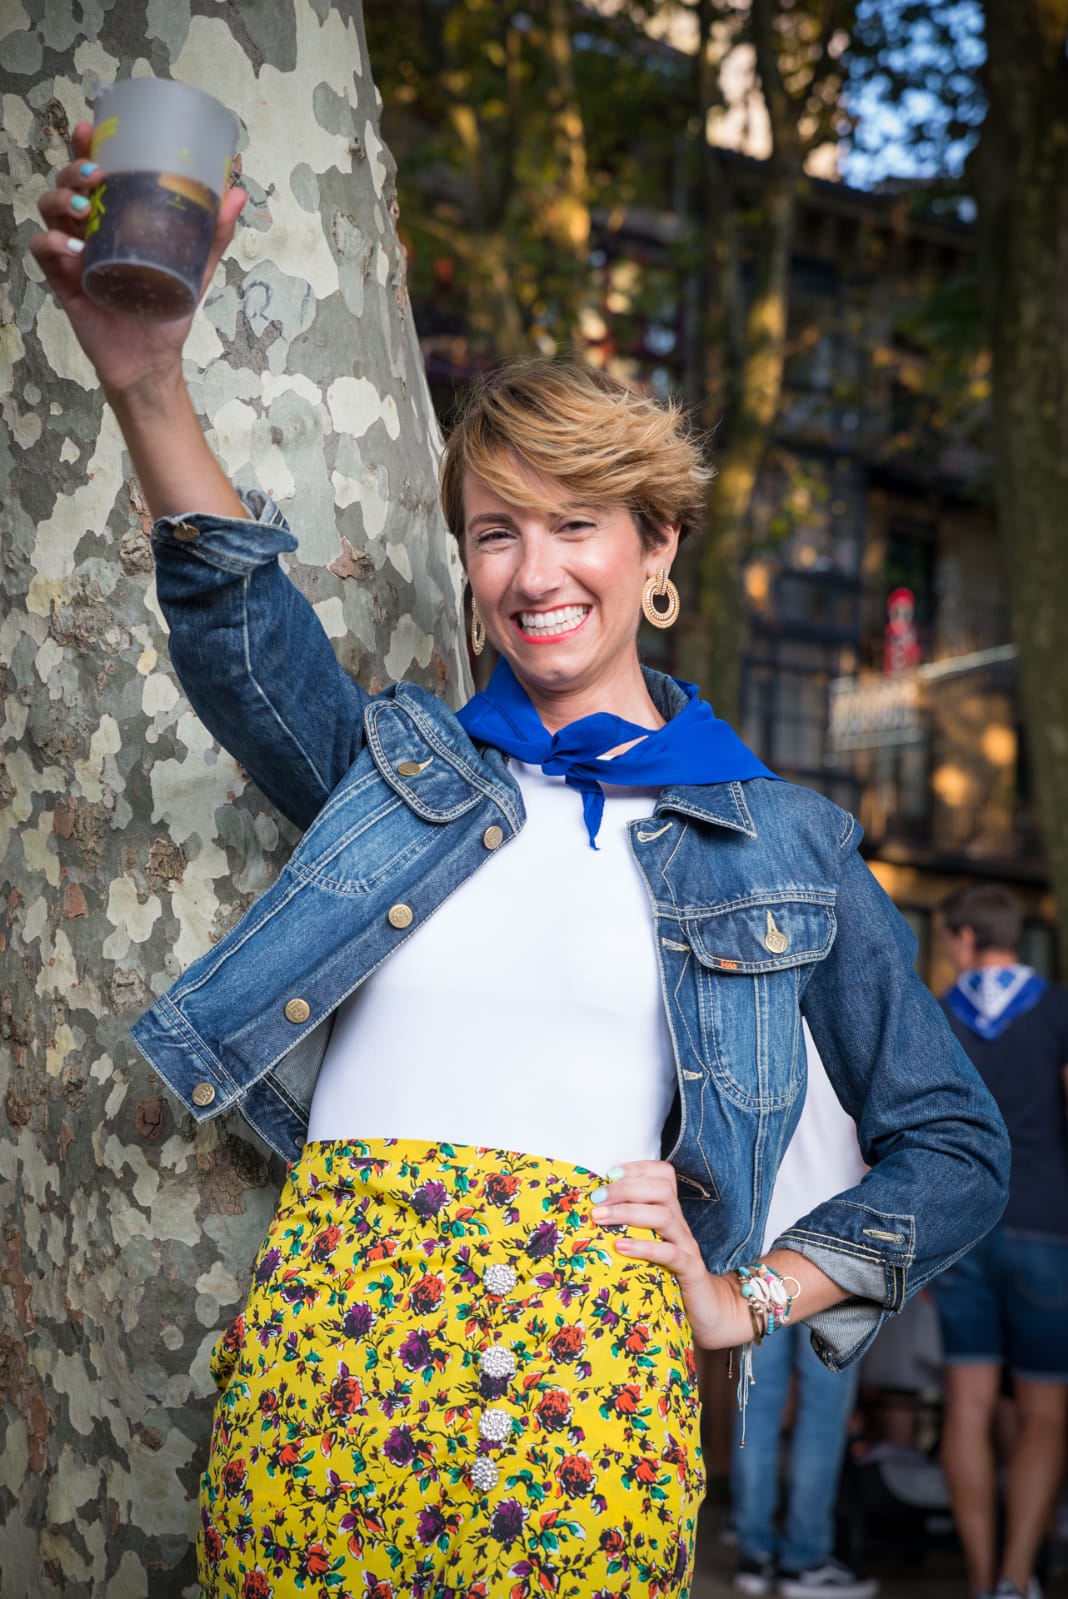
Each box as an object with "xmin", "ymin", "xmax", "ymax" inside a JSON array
[
  {"xmin": 409, "ymin": 159, "xmax": 1055, "ymax": 990},
  {"xmin": 730, "ymin": 173, "xmax": 1054, "ymax": 991}
]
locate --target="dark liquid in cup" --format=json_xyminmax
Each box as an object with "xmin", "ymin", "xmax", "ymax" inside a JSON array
[{"xmin": 82, "ymin": 170, "xmax": 218, "ymax": 320}]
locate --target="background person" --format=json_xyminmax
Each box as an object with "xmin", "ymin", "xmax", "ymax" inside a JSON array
[
  {"xmin": 30, "ymin": 123, "xmax": 1010, "ymax": 1599},
  {"xmin": 933, "ymin": 882, "xmax": 1068, "ymax": 1599},
  {"xmin": 732, "ymin": 1027, "xmax": 876, "ymax": 1599}
]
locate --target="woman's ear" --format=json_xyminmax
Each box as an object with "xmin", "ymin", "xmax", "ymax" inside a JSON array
[{"xmin": 653, "ymin": 521, "xmax": 681, "ymax": 573}]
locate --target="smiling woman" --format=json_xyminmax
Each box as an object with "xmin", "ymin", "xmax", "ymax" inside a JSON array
[{"xmin": 32, "ymin": 132, "xmax": 1011, "ymax": 1599}]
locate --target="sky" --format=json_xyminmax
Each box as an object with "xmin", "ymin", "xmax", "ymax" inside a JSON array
[{"xmin": 841, "ymin": 0, "xmax": 987, "ymax": 190}]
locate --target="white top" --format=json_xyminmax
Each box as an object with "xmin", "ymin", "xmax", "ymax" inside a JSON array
[
  {"xmin": 762, "ymin": 1023, "xmax": 866, "ymax": 1252},
  {"xmin": 306, "ymin": 761, "xmax": 677, "ymax": 1175}
]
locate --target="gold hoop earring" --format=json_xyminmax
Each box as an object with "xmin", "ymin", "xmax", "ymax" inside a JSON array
[
  {"xmin": 470, "ymin": 597, "xmax": 486, "ymax": 656},
  {"xmin": 641, "ymin": 569, "xmax": 680, "ymax": 629}
]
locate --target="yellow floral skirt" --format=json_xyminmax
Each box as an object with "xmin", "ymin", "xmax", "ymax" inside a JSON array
[{"xmin": 199, "ymin": 1139, "xmax": 705, "ymax": 1598}]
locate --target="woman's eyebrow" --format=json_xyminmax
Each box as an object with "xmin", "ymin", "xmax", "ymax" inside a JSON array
[
  {"xmin": 465, "ymin": 505, "xmax": 600, "ymax": 532},
  {"xmin": 466, "ymin": 511, "xmax": 519, "ymax": 531}
]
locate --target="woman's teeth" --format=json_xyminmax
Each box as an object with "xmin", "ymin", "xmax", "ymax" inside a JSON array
[{"xmin": 517, "ymin": 605, "xmax": 589, "ymax": 636}]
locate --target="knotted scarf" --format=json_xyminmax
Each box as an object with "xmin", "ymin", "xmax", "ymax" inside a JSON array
[
  {"xmin": 456, "ymin": 657, "xmax": 777, "ymax": 846},
  {"xmin": 944, "ymin": 964, "xmax": 1047, "ymax": 1042}
]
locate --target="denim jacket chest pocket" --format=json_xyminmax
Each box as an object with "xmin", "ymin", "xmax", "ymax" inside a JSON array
[
  {"xmin": 288, "ymin": 699, "xmax": 483, "ymax": 895},
  {"xmin": 682, "ymin": 895, "xmax": 837, "ymax": 1110}
]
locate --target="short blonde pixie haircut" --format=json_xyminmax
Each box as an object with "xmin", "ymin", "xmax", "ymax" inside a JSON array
[{"xmin": 440, "ymin": 358, "xmax": 712, "ymax": 556}]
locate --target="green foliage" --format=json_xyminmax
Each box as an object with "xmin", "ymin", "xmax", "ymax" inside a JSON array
[
  {"xmin": 367, "ymin": 0, "xmax": 609, "ymax": 351},
  {"xmin": 889, "ymin": 265, "xmax": 990, "ymax": 473}
]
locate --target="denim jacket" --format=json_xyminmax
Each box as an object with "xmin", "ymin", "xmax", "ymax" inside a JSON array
[{"xmin": 130, "ymin": 495, "xmax": 1009, "ymax": 1367}]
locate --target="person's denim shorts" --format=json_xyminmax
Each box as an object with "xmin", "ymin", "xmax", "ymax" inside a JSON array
[{"xmin": 930, "ymin": 1224, "xmax": 1068, "ymax": 1381}]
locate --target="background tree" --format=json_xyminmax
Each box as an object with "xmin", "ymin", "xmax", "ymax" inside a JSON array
[
  {"xmin": 676, "ymin": 0, "xmax": 854, "ymax": 719},
  {"xmin": 848, "ymin": 0, "xmax": 1068, "ymax": 955},
  {"xmin": 975, "ymin": 0, "xmax": 1068, "ymax": 956},
  {"xmin": 368, "ymin": 0, "xmax": 595, "ymax": 360},
  {"xmin": 0, "ymin": 2, "xmax": 467, "ymax": 1592}
]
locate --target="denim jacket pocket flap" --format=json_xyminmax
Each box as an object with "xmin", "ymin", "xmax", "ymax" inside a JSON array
[
  {"xmin": 687, "ymin": 897, "xmax": 837, "ymax": 974},
  {"xmin": 366, "ymin": 699, "xmax": 484, "ymax": 823}
]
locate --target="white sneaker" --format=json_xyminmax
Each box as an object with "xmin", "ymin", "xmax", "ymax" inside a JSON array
[
  {"xmin": 777, "ymin": 1559, "xmax": 879, "ymax": 1598},
  {"xmin": 734, "ymin": 1555, "xmax": 777, "ymax": 1595}
]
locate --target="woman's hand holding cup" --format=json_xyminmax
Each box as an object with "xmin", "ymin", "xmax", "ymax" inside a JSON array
[{"xmin": 31, "ymin": 120, "xmax": 246, "ymax": 405}]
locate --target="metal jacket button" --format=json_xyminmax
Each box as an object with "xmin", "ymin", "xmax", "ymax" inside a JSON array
[
  {"xmin": 387, "ymin": 903, "xmax": 414, "ymax": 929},
  {"xmin": 764, "ymin": 910, "xmax": 790, "ymax": 954},
  {"xmin": 191, "ymin": 1082, "xmax": 216, "ymax": 1107},
  {"xmin": 284, "ymin": 998, "xmax": 310, "ymax": 1024},
  {"xmin": 482, "ymin": 825, "xmax": 504, "ymax": 850},
  {"xmin": 396, "ymin": 759, "xmax": 431, "ymax": 777},
  {"xmin": 172, "ymin": 522, "xmax": 200, "ymax": 543}
]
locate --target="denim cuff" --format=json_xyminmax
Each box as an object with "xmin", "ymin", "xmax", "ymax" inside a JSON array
[
  {"xmin": 151, "ymin": 489, "xmax": 298, "ymax": 574},
  {"xmin": 772, "ymin": 1226, "xmax": 904, "ymax": 1369}
]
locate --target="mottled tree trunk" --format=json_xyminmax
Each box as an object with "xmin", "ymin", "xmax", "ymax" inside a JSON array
[
  {"xmin": 0, "ymin": 4, "xmax": 468, "ymax": 1594},
  {"xmin": 977, "ymin": 0, "xmax": 1068, "ymax": 952}
]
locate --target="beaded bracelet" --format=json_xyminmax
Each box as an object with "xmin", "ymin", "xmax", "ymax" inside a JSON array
[
  {"xmin": 730, "ymin": 1260, "xmax": 802, "ymax": 1446},
  {"xmin": 735, "ymin": 1259, "xmax": 801, "ymax": 1339}
]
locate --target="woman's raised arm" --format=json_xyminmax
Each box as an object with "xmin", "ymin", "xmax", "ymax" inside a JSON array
[
  {"xmin": 30, "ymin": 120, "xmax": 247, "ymax": 522},
  {"xmin": 32, "ymin": 122, "xmax": 371, "ymax": 830}
]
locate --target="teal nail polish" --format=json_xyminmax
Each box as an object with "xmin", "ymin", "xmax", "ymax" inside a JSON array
[
  {"xmin": 606, "ymin": 1165, "xmax": 625, "ymax": 1181},
  {"xmin": 71, "ymin": 194, "xmax": 90, "ymax": 213},
  {"xmin": 79, "ymin": 162, "xmax": 99, "ymax": 178},
  {"xmin": 590, "ymin": 1186, "xmax": 607, "ymax": 1204}
]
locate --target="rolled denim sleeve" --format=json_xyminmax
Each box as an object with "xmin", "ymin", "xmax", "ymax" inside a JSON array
[
  {"xmin": 152, "ymin": 492, "xmax": 368, "ymax": 830},
  {"xmin": 788, "ymin": 837, "xmax": 1010, "ymax": 1369}
]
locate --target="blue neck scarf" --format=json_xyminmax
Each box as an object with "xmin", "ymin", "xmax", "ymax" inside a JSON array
[
  {"xmin": 944, "ymin": 964, "xmax": 1047, "ymax": 1042},
  {"xmin": 456, "ymin": 658, "xmax": 777, "ymax": 846}
]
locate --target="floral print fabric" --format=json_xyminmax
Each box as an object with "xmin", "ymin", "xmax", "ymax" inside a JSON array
[{"xmin": 200, "ymin": 1139, "xmax": 705, "ymax": 1598}]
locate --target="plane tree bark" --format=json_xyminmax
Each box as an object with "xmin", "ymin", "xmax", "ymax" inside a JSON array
[{"xmin": 0, "ymin": 3, "xmax": 466, "ymax": 1593}]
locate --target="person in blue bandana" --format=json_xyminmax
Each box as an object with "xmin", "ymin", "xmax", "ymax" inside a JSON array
[
  {"xmin": 33, "ymin": 139, "xmax": 1010, "ymax": 1599},
  {"xmin": 932, "ymin": 883, "xmax": 1068, "ymax": 1599}
]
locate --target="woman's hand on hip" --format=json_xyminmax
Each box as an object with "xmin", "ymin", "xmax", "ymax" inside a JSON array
[
  {"xmin": 30, "ymin": 120, "xmax": 246, "ymax": 403},
  {"xmin": 590, "ymin": 1160, "xmax": 749, "ymax": 1349}
]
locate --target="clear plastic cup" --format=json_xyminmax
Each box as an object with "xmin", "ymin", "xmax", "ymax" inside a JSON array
[{"xmin": 81, "ymin": 77, "xmax": 239, "ymax": 321}]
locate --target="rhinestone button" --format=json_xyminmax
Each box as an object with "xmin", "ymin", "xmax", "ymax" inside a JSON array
[
  {"xmin": 471, "ymin": 1456, "xmax": 499, "ymax": 1491},
  {"xmin": 479, "ymin": 1345, "xmax": 516, "ymax": 1380},
  {"xmin": 479, "ymin": 1408, "xmax": 513, "ymax": 1444},
  {"xmin": 191, "ymin": 1082, "xmax": 216, "ymax": 1107},
  {"xmin": 484, "ymin": 1263, "xmax": 517, "ymax": 1296},
  {"xmin": 284, "ymin": 997, "xmax": 310, "ymax": 1024},
  {"xmin": 482, "ymin": 825, "xmax": 504, "ymax": 850},
  {"xmin": 387, "ymin": 903, "xmax": 414, "ymax": 929}
]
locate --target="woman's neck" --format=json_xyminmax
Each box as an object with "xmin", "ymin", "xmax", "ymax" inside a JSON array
[{"xmin": 519, "ymin": 661, "xmax": 664, "ymax": 735}]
